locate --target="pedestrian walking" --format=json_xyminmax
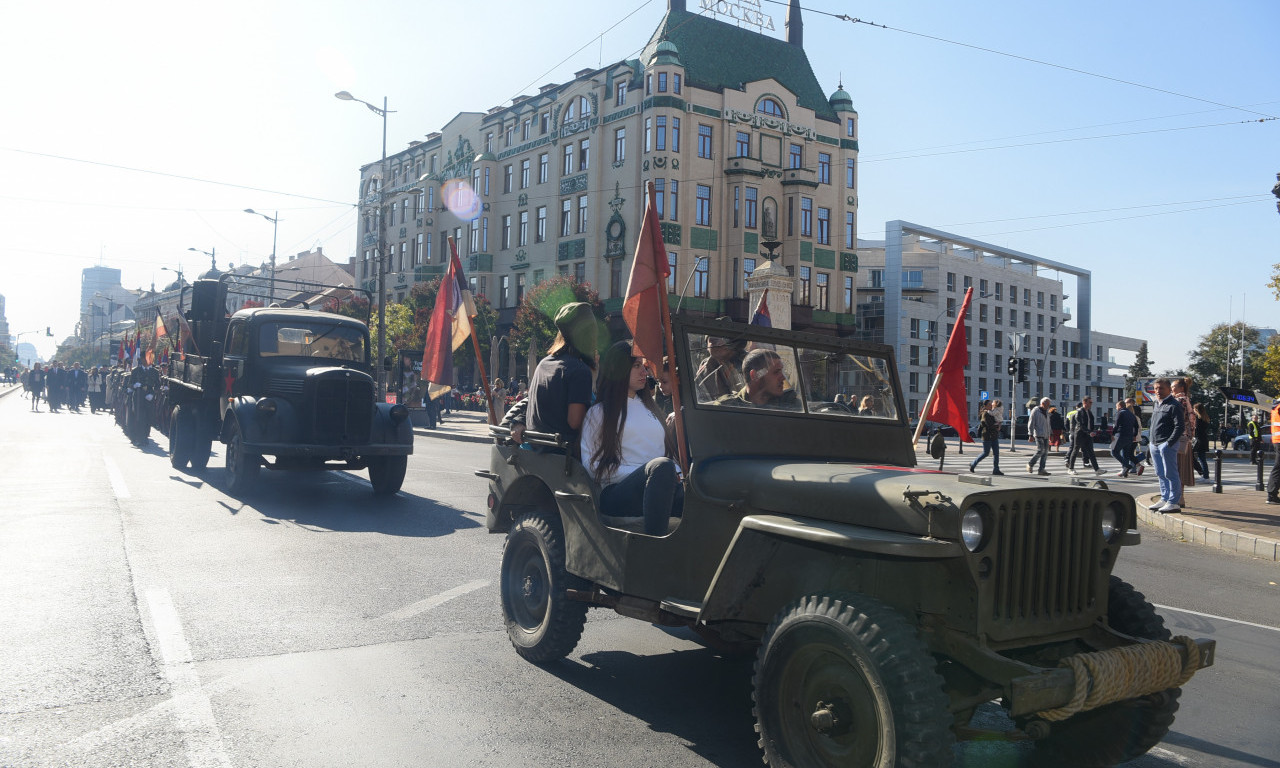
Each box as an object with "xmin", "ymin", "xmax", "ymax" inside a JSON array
[
  {"xmin": 1026, "ymin": 397, "xmax": 1052, "ymax": 475},
  {"xmin": 1062, "ymin": 405, "xmax": 1079, "ymax": 466},
  {"xmin": 1247, "ymin": 413, "xmax": 1262, "ymax": 465},
  {"xmin": 1173, "ymin": 377, "xmax": 1196, "ymax": 497},
  {"xmin": 1192, "ymin": 403, "xmax": 1210, "ymax": 481},
  {"xmin": 969, "ymin": 399, "xmax": 1004, "ymax": 475},
  {"xmin": 1148, "ymin": 378, "xmax": 1186, "ymax": 514},
  {"xmin": 1068, "ymin": 397, "xmax": 1104, "ymax": 475},
  {"xmin": 1111, "ymin": 400, "xmax": 1140, "ymax": 476},
  {"xmin": 28, "ymin": 363, "xmax": 45, "ymax": 412},
  {"xmin": 1048, "ymin": 406, "xmax": 1065, "ymax": 453}
]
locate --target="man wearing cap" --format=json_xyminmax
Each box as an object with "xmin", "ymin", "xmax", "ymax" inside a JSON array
[{"xmin": 509, "ymin": 302, "xmax": 598, "ymax": 452}]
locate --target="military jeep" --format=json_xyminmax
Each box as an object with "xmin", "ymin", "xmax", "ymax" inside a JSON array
[{"xmin": 480, "ymin": 317, "xmax": 1212, "ymax": 768}]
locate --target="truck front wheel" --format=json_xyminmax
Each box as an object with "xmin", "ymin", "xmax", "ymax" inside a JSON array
[
  {"xmin": 225, "ymin": 419, "xmax": 260, "ymax": 493},
  {"xmin": 500, "ymin": 512, "xmax": 588, "ymax": 664},
  {"xmin": 753, "ymin": 594, "xmax": 954, "ymax": 768},
  {"xmin": 1030, "ymin": 576, "xmax": 1182, "ymax": 767},
  {"xmin": 367, "ymin": 455, "xmax": 407, "ymax": 496}
]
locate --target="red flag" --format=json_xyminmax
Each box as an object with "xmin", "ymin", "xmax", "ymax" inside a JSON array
[
  {"xmin": 118, "ymin": 337, "xmax": 126, "ymax": 364},
  {"xmin": 924, "ymin": 286, "xmax": 974, "ymax": 442},
  {"xmin": 421, "ymin": 240, "xmax": 475, "ymax": 385},
  {"xmin": 622, "ymin": 181, "xmax": 671, "ymax": 366},
  {"xmin": 750, "ymin": 288, "xmax": 772, "ymax": 327}
]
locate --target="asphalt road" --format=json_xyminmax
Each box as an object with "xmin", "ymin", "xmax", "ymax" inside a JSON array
[{"xmin": 2, "ymin": 390, "xmax": 1278, "ymax": 768}]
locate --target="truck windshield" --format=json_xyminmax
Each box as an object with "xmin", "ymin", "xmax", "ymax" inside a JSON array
[
  {"xmin": 687, "ymin": 331, "xmax": 899, "ymax": 421},
  {"xmin": 258, "ymin": 322, "xmax": 366, "ymax": 362}
]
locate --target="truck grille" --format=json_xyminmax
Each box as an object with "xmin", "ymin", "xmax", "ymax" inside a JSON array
[
  {"xmin": 313, "ymin": 378, "xmax": 374, "ymax": 445},
  {"xmin": 991, "ymin": 497, "xmax": 1102, "ymax": 624}
]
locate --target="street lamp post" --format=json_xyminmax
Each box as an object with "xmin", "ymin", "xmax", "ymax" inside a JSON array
[
  {"xmin": 336, "ymin": 90, "xmax": 394, "ymax": 400},
  {"xmin": 243, "ymin": 210, "xmax": 279, "ymax": 304}
]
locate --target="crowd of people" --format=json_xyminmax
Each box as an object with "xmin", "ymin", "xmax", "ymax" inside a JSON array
[
  {"xmin": 965, "ymin": 376, "xmax": 1273, "ymax": 516},
  {"xmin": 14, "ymin": 362, "xmax": 111, "ymax": 414}
]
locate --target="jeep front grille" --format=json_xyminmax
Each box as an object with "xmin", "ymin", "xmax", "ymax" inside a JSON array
[
  {"xmin": 313, "ymin": 378, "xmax": 374, "ymax": 445},
  {"xmin": 991, "ymin": 497, "xmax": 1102, "ymax": 624}
]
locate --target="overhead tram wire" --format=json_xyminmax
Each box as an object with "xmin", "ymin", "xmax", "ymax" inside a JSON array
[
  {"xmin": 860, "ymin": 117, "xmax": 1278, "ymax": 163},
  {"xmin": 758, "ymin": 0, "xmax": 1279, "ymax": 121},
  {"xmin": 0, "ymin": 147, "xmax": 354, "ymax": 207}
]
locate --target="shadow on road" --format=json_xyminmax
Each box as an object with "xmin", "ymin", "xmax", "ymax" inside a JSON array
[{"xmin": 190, "ymin": 468, "xmax": 481, "ymax": 537}]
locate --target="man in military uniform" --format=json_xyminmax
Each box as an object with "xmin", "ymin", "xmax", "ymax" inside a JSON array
[{"xmin": 125, "ymin": 359, "xmax": 161, "ymax": 443}]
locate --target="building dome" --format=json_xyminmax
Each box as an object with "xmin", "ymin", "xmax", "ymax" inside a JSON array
[
  {"xmin": 650, "ymin": 39, "xmax": 681, "ymax": 66},
  {"xmin": 199, "ymin": 265, "xmax": 223, "ymax": 280},
  {"xmin": 829, "ymin": 87, "xmax": 855, "ymax": 112}
]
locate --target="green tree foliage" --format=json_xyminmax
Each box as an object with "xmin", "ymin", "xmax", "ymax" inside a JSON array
[
  {"xmin": 1261, "ymin": 336, "xmax": 1280, "ymax": 395},
  {"xmin": 1188, "ymin": 322, "xmax": 1265, "ymax": 390},
  {"xmin": 1124, "ymin": 342, "xmax": 1153, "ymax": 395},
  {"xmin": 1268, "ymin": 262, "xmax": 1280, "ymax": 302},
  {"xmin": 509, "ymin": 276, "xmax": 604, "ymax": 368}
]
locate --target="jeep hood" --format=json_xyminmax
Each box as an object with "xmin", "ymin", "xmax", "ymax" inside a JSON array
[{"xmin": 692, "ymin": 457, "xmax": 1039, "ymax": 537}]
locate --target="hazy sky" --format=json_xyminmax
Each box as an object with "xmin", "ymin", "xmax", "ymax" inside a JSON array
[{"xmin": 2, "ymin": 0, "xmax": 1277, "ymax": 370}]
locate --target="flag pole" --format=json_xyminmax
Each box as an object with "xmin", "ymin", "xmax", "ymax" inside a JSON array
[
  {"xmin": 912, "ymin": 373, "xmax": 945, "ymax": 444},
  {"xmin": 648, "ymin": 182, "xmax": 690, "ymax": 474},
  {"xmin": 448, "ymin": 236, "xmax": 497, "ymax": 426}
]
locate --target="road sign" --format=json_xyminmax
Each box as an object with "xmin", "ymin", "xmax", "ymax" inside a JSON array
[{"xmin": 980, "ymin": 390, "xmax": 989, "ymax": 401}]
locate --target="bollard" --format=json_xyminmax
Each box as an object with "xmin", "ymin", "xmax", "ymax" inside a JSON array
[
  {"xmin": 1257, "ymin": 452, "xmax": 1266, "ymax": 492},
  {"xmin": 1213, "ymin": 449, "xmax": 1223, "ymax": 493}
]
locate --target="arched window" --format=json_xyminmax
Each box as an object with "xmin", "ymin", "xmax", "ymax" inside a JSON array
[
  {"xmin": 579, "ymin": 96, "xmax": 592, "ymax": 117},
  {"xmin": 756, "ymin": 98, "xmax": 786, "ymax": 118}
]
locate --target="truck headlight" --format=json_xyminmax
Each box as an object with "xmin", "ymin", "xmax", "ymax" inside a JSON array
[
  {"xmin": 255, "ymin": 398, "xmax": 277, "ymax": 417},
  {"xmin": 961, "ymin": 508, "xmax": 986, "ymax": 552},
  {"xmin": 1101, "ymin": 503, "xmax": 1122, "ymax": 542},
  {"xmin": 389, "ymin": 404, "xmax": 409, "ymax": 423}
]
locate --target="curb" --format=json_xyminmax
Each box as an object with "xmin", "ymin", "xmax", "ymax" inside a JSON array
[
  {"xmin": 412, "ymin": 427, "xmax": 492, "ymax": 445},
  {"xmin": 0, "ymin": 385, "xmax": 21, "ymax": 400},
  {"xmin": 1135, "ymin": 495, "xmax": 1280, "ymax": 563}
]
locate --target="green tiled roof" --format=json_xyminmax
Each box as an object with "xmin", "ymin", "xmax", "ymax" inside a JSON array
[{"xmin": 642, "ymin": 9, "xmax": 837, "ymax": 123}]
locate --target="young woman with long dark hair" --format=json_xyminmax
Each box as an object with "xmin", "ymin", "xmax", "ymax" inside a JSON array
[{"xmin": 580, "ymin": 340, "xmax": 682, "ymax": 536}]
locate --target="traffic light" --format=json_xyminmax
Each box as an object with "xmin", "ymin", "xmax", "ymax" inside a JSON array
[
  {"xmin": 1007, "ymin": 357, "xmax": 1019, "ymax": 376},
  {"xmin": 1018, "ymin": 358, "xmax": 1030, "ymax": 383}
]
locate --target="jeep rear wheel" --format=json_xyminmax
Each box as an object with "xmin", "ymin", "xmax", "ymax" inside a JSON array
[
  {"xmin": 1030, "ymin": 576, "xmax": 1181, "ymax": 767},
  {"xmin": 753, "ymin": 594, "xmax": 954, "ymax": 768},
  {"xmin": 368, "ymin": 455, "xmax": 407, "ymax": 496},
  {"xmin": 500, "ymin": 512, "xmax": 588, "ymax": 664},
  {"xmin": 225, "ymin": 419, "xmax": 260, "ymax": 493}
]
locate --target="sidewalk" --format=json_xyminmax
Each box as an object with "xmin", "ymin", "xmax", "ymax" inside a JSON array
[
  {"xmin": 413, "ymin": 421, "xmax": 1280, "ymax": 563},
  {"xmin": 411, "ymin": 409, "xmax": 495, "ymax": 444}
]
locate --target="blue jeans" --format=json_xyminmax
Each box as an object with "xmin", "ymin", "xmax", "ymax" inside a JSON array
[
  {"xmin": 600, "ymin": 457, "xmax": 684, "ymax": 536},
  {"xmin": 970, "ymin": 439, "xmax": 1000, "ymax": 472},
  {"xmin": 1111, "ymin": 441, "xmax": 1136, "ymax": 472},
  {"xmin": 1152, "ymin": 440, "xmax": 1182, "ymax": 503}
]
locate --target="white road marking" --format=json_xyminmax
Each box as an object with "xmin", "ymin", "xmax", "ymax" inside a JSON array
[
  {"xmin": 378, "ymin": 579, "xmax": 490, "ymax": 622},
  {"xmin": 1155, "ymin": 603, "xmax": 1280, "ymax": 633},
  {"xmin": 1147, "ymin": 746, "xmax": 1194, "ymax": 765},
  {"xmin": 146, "ymin": 588, "xmax": 233, "ymax": 768},
  {"xmin": 103, "ymin": 455, "xmax": 130, "ymax": 499}
]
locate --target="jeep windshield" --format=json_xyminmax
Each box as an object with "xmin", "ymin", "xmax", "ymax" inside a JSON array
[
  {"xmin": 257, "ymin": 321, "xmax": 367, "ymax": 363},
  {"xmin": 686, "ymin": 331, "xmax": 899, "ymax": 420}
]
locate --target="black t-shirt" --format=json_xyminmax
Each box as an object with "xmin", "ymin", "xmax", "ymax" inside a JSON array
[{"xmin": 526, "ymin": 353, "xmax": 593, "ymax": 443}]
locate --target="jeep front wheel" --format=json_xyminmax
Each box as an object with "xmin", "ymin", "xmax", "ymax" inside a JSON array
[
  {"xmin": 1030, "ymin": 576, "xmax": 1182, "ymax": 767},
  {"xmin": 225, "ymin": 419, "xmax": 260, "ymax": 493},
  {"xmin": 367, "ymin": 455, "xmax": 407, "ymax": 496},
  {"xmin": 753, "ymin": 594, "xmax": 954, "ymax": 768},
  {"xmin": 500, "ymin": 512, "xmax": 588, "ymax": 664}
]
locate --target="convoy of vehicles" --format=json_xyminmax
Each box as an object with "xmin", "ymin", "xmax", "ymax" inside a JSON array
[{"xmin": 481, "ymin": 316, "xmax": 1213, "ymax": 768}]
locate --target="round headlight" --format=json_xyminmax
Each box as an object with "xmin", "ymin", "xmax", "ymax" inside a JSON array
[
  {"xmin": 961, "ymin": 508, "xmax": 985, "ymax": 552},
  {"xmin": 1101, "ymin": 504, "xmax": 1120, "ymax": 542},
  {"xmin": 255, "ymin": 398, "xmax": 277, "ymax": 416},
  {"xmin": 389, "ymin": 404, "xmax": 409, "ymax": 423}
]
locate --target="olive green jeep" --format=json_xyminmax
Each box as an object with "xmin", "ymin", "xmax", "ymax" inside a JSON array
[{"xmin": 480, "ymin": 317, "xmax": 1212, "ymax": 768}]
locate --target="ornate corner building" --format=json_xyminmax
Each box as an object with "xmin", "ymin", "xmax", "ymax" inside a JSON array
[{"xmin": 350, "ymin": 0, "xmax": 859, "ymax": 335}]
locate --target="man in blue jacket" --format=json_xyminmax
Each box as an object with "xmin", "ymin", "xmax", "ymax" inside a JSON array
[
  {"xmin": 1148, "ymin": 378, "xmax": 1185, "ymax": 513},
  {"xmin": 1111, "ymin": 400, "xmax": 1141, "ymax": 477}
]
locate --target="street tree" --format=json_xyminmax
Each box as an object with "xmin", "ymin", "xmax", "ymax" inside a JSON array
[
  {"xmin": 1124, "ymin": 342, "xmax": 1153, "ymax": 395},
  {"xmin": 1188, "ymin": 322, "xmax": 1265, "ymax": 390},
  {"xmin": 403, "ymin": 277, "xmax": 497, "ymax": 381},
  {"xmin": 1261, "ymin": 336, "xmax": 1280, "ymax": 395}
]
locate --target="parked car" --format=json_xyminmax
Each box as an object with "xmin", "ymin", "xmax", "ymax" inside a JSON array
[{"xmin": 1232, "ymin": 426, "xmax": 1273, "ymax": 451}]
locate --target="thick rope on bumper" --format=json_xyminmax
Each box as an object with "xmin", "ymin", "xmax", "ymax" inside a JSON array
[{"xmin": 1036, "ymin": 636, "xmax": 1201, "ymax": 722}]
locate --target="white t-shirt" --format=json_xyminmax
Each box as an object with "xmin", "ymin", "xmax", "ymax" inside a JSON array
[{"xmin": 580, "ymin": 396, "xmax": 667, "ymax": 486}]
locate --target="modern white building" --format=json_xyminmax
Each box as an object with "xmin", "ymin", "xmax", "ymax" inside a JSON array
[{"xmin": 856, "ymin": 221, "xmax": 1143, "ymax": 424}]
